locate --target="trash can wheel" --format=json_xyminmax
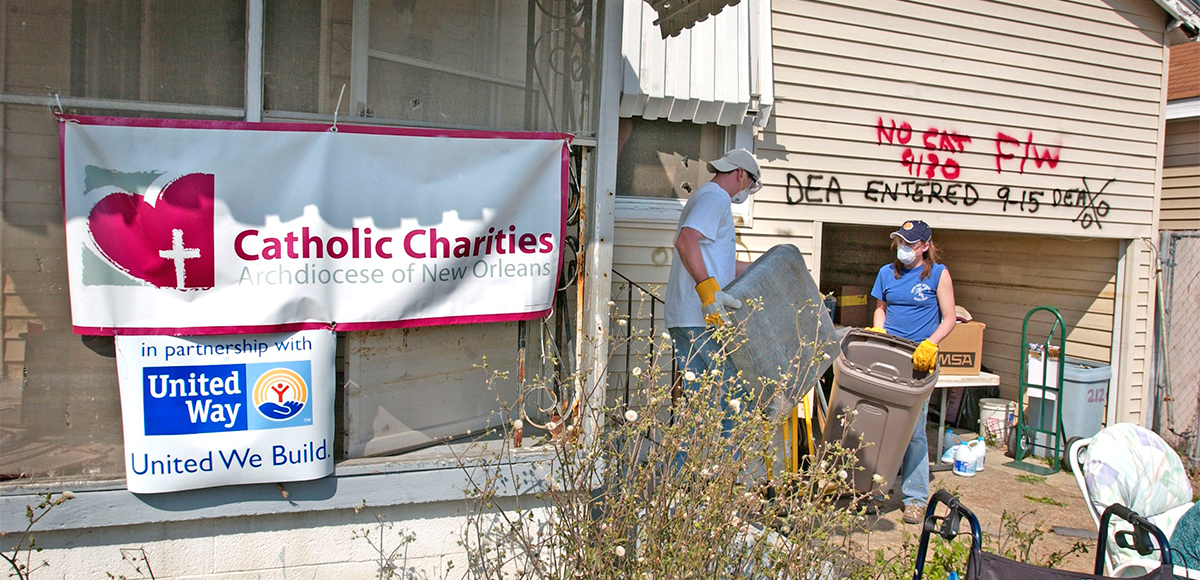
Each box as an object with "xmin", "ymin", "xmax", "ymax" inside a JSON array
[{"xmin": 1062, "ymin": 436, "xmax": 1083, "ymax": 473}]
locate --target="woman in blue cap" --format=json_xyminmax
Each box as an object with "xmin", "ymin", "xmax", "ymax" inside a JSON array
[{"xmin": 867, "ymin": 219, "xmax": 957, "ymax": 525}]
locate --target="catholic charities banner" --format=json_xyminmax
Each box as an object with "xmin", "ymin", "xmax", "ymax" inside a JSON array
[
  {"xmin": 116, "ymin": 330, "xmax": 334, "ymax": 493},
  {"xmin": 61, "ymin": 116, "xmax": 569, "ymax": 335}
]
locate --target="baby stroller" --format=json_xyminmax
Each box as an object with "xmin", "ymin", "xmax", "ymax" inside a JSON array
[{"xmin": 913, "ymin": 490, "xmax": 1176, "ymax": 580}]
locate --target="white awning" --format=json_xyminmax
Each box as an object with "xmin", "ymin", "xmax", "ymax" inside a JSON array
[{"xmin": 621, "ymin": 0, "xmax": 774, "ymax": 127}]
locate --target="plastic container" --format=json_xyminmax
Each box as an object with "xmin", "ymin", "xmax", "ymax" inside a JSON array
[
  {"xmin": 941, "ymin": 444, "xmax": 960, "ymax": 464},
  {"xmin": 953, "ymin": 442, "xmax": 977, "ymax": 477},
  {"xmin": 973, "ymin": 436, "xmax": 986, "ymax": 472},
  {"xmin": 1024, "ymin": 353, "xmax": 1112, "ymax": 458},
  {"xmin": 822, "ymin": 330, "xmax": 938, "ymax": 493},
  {"xmin": 943, "ymin": 428, "xmax": 963, "ymax": 453},
  {"xmin": 979, "ymin": 398, "xmax": 1017, "ymax": 442}
]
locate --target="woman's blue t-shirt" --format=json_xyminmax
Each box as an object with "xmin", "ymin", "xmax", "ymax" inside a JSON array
[{"xmin": 870, "ymin": 262, "xmax": 947, "ymax": 342}]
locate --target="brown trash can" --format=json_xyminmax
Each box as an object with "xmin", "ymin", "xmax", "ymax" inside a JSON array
[{"xmin": 822, "ymin": 330, "xmax": 938, "ymax": 494}]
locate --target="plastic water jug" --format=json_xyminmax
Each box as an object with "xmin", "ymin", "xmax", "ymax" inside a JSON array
[
  {"xmin": 953, "ymin": 443, "xmax": 977, "ymax": 477},
  {"xmin": 940, "ymin": 444, "xmax": 959, "ymax": 464},
  {"xmin": 943, "ymin": 428, "xmax": 962, "ymax": 452},
  {"xmin": 973, "ymin": 437, "xmax": 986, "ymax": 472}
]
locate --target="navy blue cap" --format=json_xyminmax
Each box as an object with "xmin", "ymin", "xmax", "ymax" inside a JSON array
[{"xmin": 890, "ymin": 220, "xmax": 932, "ymax": 244}]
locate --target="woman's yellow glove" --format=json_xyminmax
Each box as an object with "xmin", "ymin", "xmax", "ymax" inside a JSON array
[
  {"xmin": 913, "ymin": 340, "xmax": 938, "ymax": 372},
  {"xmin": 864, "ymin": 327, "xmax": 887, "ymax": 334}
]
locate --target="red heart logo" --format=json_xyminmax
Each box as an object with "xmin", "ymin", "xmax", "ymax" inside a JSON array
[{"xmin": 88, "ymin": 173, "xmax": 215, "ymax": 290}]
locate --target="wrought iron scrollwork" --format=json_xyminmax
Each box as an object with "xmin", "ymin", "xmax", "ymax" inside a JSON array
[{"xmin": 524, "ymin": 0, "xmax": 598, "ymax": 136}]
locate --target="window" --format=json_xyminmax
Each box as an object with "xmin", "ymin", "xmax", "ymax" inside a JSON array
[
  {"xmin": 69, "ymin": 0, "xmax": 246, "ymax": 106},
  {"xmin": 616, "ymin": 118, "xmax": 726, "ymax": 199},
  {"xmin": 1, "ymin": 0, "xmax": 590, "ymax": 482},
  {"xmin": 263, "ymin": 0, "xmax": 600, "ymax": 137},
  {"xmin": 2, "ymin": 0, "xmax": 248, "ymax": 482}
]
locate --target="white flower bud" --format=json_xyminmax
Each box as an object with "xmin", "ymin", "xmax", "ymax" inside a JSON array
[
  {"xmin": 618, "ymin": 319, "xmax": 627, "ymax": 327},
  {"xmin": 661, "ymin": 331, "xmax": 671, "ymax": 340},
  {"xmin": 684, "ymin": 371, "xmax": 697, "ymax": 382},
  {"xmin": 631, "ymin": 367, "xmax": 642, "ymax": 377},
  {"xmin": 512, "ymin": 419, "xmax": 523, "ymax": 430},
  {"xmin": 873, "ymin": 473, "xmax": 885, "ymax": 484},
  {"xmin": 625, "ymin": 410, "xmax": 639, "ymax": 422},
  {"xmin": 838, "ymin": 470, "xmax": 848, "ymax": 480},
  {"xmin": 729, "ymin": 399, "xmax": 742, "ymax": 413},
  {"xmin": 607, "ymin": 300, "xmax": 616, "ymax": 307},
  {"xmin": 614, "ymin": 545, "xmax": 626, "ymax": 558}
]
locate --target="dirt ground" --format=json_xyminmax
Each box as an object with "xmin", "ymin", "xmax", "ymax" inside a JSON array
[{"xmin": 851, "ymin": 444, "xmax": 1101, "ymax": 573}]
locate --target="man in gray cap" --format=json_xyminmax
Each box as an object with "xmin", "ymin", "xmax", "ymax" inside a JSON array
[{"xmin": 665, "ymin": 147, "xmax": 762, "ymax": 416}]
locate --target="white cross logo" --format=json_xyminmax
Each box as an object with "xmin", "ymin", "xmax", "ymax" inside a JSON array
[{"xmin": 159, "ymin": 229, "xmax": 201, "ymax": 289}]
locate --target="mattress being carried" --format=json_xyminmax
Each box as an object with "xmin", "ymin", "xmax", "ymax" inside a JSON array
[{"xmin": 723, "ymin": 244, "xmax": 840, "ymax": 421}]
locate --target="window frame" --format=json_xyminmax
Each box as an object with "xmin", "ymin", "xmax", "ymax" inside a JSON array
[
  {"xmin": 0, "ymin": 0, "xmax": 591, "ymax": 494},
  {"xmin": 614, "ymin": 117, "xmax": 756, "ymax": 228}
]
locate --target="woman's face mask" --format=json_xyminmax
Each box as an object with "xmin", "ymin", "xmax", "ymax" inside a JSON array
[{"xmin": 897, "ymin": 243, "xmax": 920, "ymax": 265}]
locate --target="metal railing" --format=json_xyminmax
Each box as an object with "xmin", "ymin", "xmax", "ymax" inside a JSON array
[{"xmin": 611, "ymin": 270, "xmax": 675, "ymax": 409}]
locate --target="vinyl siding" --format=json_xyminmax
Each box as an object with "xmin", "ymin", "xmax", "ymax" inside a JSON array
[
  {"xmin": 1160, "ymin": 118, "xmax": 1200, "ymax": 231},
  {"xmin": 749, "ymin": 0, "xmax": 1166, "ymax": 424}
]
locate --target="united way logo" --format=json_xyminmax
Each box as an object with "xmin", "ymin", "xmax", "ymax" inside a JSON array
[
  {"xmin": 252, "ymin": 368, "xmax": 309, "ymax": 421},
  {"xmin": 83, "ymin": 167, "xmax": 214, "ymax": 291},
  {"xmin": 142, "ymin": 361, "xmax": 314, "ymax": 436}
]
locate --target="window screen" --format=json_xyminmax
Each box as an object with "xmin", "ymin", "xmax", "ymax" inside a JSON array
[
  {"xmin": 1, "ymin": 1, "xmax": 246, "ymax": 482},
  {"xmin": 69, "ymin": 0, "xmax": 246, "ymax": 106},
  {"xmin": 616, "ymin": 118, "xmax": 726, "ymax": 199}
]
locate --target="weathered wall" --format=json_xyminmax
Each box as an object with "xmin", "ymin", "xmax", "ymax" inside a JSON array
[{"xmin": 0, "ymin": 497, "xmax": 510, "ymax": 579}]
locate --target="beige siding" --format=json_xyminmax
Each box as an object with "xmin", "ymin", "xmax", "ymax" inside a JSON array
[
  {"xmin": 607, "ymin": 217, "xmax": 816, "ymax": 407},
  {"xmin": 609, "ymin": 221, "xmax": 676, "ymax": 407},
  {"xmin": 759, "ymin": 0, "xmax": 1164, "ymax": 239},
  {"xmin": 1161, "ymin": 119, "xmax": 1200, "ymax": 231},
  {"xmin": 759, "ymin": 0, "xmax": 1167, "ymax": 424}
]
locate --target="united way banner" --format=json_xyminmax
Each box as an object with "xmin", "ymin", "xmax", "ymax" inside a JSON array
[
  {"xmin": 115, "ymin": 330, "xmax": 335, "ymax": 493},
  {"xmin": 61, "ymin": 116, "xmax": 569, "ymax": 335}
]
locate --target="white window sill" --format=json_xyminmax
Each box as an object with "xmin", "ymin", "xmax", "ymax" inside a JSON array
[
  {"xmin": 0, "ymin": 440, "xmax": 556, "ymax": 534},
  {"xmin": 615, "ymin": 196, "xmax": 753, "ymax": 227}
]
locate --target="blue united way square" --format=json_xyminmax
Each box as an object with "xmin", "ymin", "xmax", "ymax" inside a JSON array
[{"xmin": 142, "ymin": 360, "xmax": 313, "ymax": 436}]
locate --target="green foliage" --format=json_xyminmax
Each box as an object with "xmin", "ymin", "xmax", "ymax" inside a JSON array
[
  {"xmin": 1023, "ymin": 495, "xmax": 1067, "ymax": 507},
  {"xmin": 457, "ymin": 298, "xmax": 882, "ymax": 579},
  {"xmin": 1, "ymin": 491, "xmax": 74, "ymax": 580},
  {"xmin": 1015, "ymin": 475, "xmax": 1046, "ymax": 485},
  {"xmin": 857, "ymin": 509, "xmax": 1090, "ymax": 580}
]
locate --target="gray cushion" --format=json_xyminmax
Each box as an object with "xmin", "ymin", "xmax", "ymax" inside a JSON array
[{"xmin": 723, "ymin": 244, "xmax": 840, "ymax": 421}]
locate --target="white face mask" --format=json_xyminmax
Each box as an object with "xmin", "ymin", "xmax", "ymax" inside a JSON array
[
  {"xmin": 731, "ymin": 172, "xmax": 762, "ymax": 205},
  {"xmin": 897, "ymin": 244, "xmax": 919, "ymax": 265}
]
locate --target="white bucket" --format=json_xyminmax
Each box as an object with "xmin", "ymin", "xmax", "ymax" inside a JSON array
[{"xmin": 979, "ymin": 398, "xmax": 1016, "ymax": 441}]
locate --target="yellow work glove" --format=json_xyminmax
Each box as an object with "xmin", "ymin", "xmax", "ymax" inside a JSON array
[
  {"xmin": 695, "ymin": 277, "xmax": 742, "ymax": 327},
  {"xmin": 864, "ymin": 326, "xmax": 887, "ymax": 334},
  {"xmin": 913, "ymin": 339, "xmax": 938, "ymax": 372}
]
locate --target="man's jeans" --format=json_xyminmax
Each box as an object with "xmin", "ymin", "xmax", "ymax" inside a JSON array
[
  {"xmin": 668, "ymin": 326, "xmax": 743, "ymax": 466},
  {"xmin": 899, "ymin": 398, "xmax": 931, "ymax": 507}
]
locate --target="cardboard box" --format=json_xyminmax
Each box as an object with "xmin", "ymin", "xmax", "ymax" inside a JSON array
[
  {"xmin": 835, "ymin": 285, "xmax": 871, "ymax": 327},
  {"xmin": 937, "ymin": 320, "xmax": 985, "ymax": 375}
]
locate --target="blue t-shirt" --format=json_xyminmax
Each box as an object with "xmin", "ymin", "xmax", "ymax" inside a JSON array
[{"xmin": 870, "ymin": 262, "xmax": 947, "ymax": 342}]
